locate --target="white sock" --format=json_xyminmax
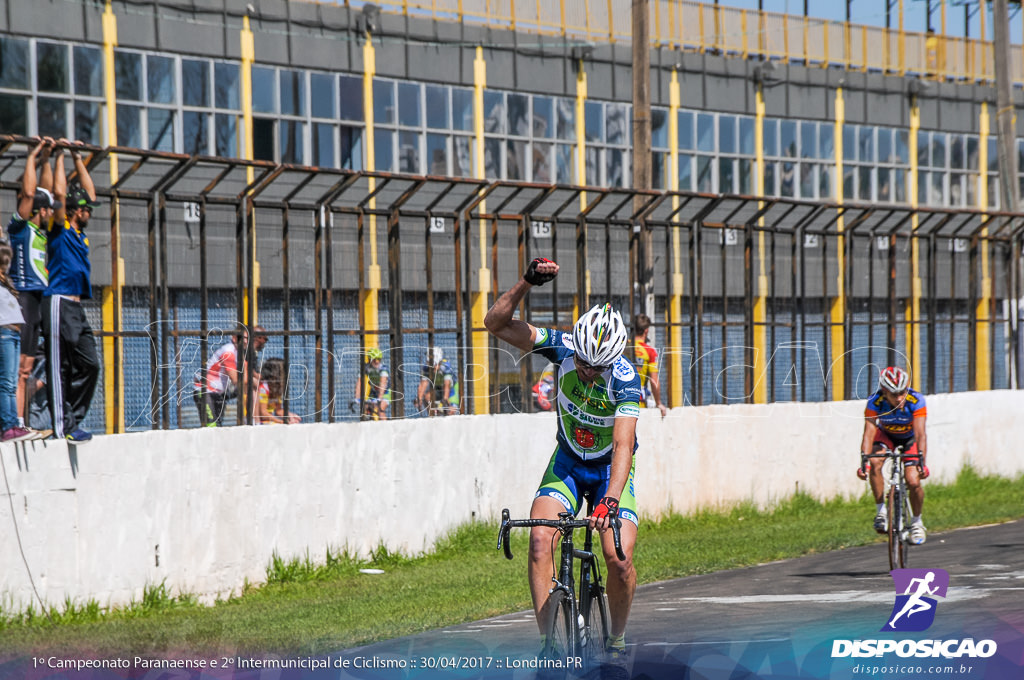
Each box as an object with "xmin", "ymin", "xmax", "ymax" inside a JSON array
[
  {"xmin": 17, "ymin": 417, "xmax": 24, "ymax": 427},
  {"xmin": 912, "ymin": 515, "xmax": 922, "ymax": 525},
  {"xmin": 876, "ymin": 503, "xmax": 886, "ymax": 514}
]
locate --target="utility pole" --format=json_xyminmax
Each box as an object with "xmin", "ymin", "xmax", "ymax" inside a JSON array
[
  {"xmin": 632, "ymin": 0, "xmax": 653, "ymax": 316},
  {"xmin": 993, "ymin": 0, "xmax": 1019, "ymax": 212}
]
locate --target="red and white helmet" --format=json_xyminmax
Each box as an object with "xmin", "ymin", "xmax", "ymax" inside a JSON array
[{"xmin": 878, "ymin": 366, "xmax": 909, "ymax": 393}]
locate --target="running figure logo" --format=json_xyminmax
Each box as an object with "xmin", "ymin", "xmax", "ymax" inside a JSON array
[{"xmin": 882, "ymin": 568, "xmax": 949, "ymax": 632}]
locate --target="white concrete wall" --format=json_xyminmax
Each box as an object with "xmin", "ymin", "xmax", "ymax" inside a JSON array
[{"xmin": 1, "ymin": 391, "xmax": 1021, "ymax": 611}]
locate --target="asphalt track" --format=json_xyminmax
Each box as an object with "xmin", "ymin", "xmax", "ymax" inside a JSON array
[{"xmin": 339, "ymin": 520, "xmax": 1024, "ymax": 680}]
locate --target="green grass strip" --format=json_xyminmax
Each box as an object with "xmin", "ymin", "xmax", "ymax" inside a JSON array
[{"xmin": 0, "ymin": 465, "xmax": 1020, "ymax": 658}]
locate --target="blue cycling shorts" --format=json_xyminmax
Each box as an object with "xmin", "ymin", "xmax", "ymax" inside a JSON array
[{"xmin": 535, "ymin": 446, "xmax": 638, "ymax": 527}]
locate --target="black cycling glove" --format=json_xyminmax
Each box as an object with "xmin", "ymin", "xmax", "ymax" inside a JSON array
[{"xmin": 523, "ymin": 258, "xmax": 557, "ymax": 286}]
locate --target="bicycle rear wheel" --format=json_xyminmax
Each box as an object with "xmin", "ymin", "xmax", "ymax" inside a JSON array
[
  {"xmin": 542, "ymin": 589, "xmax": 578, "ymax": 660},
  {"xmin": 580, "ymin": 582, "xmax": 610, "ymax": 671}
]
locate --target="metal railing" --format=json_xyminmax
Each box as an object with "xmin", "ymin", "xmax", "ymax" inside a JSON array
[{"xmin": 1, "ymin": 136, "xmax": 1021, "ymax": 433}]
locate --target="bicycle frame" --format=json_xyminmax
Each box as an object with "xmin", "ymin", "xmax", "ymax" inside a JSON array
[{"xmin": 865, "ymin": 445, "xmax": 916, "ymax": 570}]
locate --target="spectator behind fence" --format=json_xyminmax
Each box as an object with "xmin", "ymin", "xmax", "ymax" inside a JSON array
[
  {"xmin": 633, "ymin": 314, "xmax": 667, "ymax": 418},
  {"xmin": 193, "ymin": 325, "xmax": 267, "ymax": 426},
  {"xmin": 45, "ymin": 140, "xmax": 101, "ymax": 443},
  {"xmin": 9, "ymin": 138, "xmax": 55, "ymax": 434},
  {"xmin": 0, "ymin": 242, "xmax": 32, "ymax": 442},
  {"xmin": 255, "ymin": 357, "xmax": 299, "ymax": 425},
  {"xmin": 351, "ymin": 347, "xmax": 390, "ymax": 420},
  {"xmin": 416, "ymin": 346, "xmax": 459, "ymax": 416}
]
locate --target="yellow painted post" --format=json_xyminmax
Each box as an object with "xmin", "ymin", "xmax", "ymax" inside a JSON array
[
  {"xmin": 803, "ymin": 14, "xmax": 809, "ymax": 66},
  {"xmin": 753, "ymin": 83, "xmax": 768, "ymax": 403},
  {"xmin": 607, "ymin": 0, "xmax": 614, "ymax": 42},
  {"xmin": 362, "ymin": 35, "xmax": 381, "ymax": 350},
  {"xmin": 101, "ymin": 1, "xmax": 124, "ymax": 433},
  {"xmin": 472, "ymin": 46, "xmax": 491, "ymax": 414},
  {"xmin": 976, "ymin": 103, "xmax": 991, "ymax": 389},
  {"xmin": 575, "ymin": 58, "xmax": 588, "ymax": 332},
  {"xmin": 908, "ymin": 96, "xmax": 922, "ymax": 388},
  {"xmin": 742, "ymin": 10, "xmax": 748, "ymax": 59},
  {"xmin": 241, "ymin": 15, "xmax": 258, "ymax": 326},
  {"xmin": 831, "ymin": 86, "xmax": 847, "ymax": 401},
  {"xmin": 898, "ymin": 0, "xmax": 906, "ymax": 75},
  {"xmin": 669, "ymin": 69, "xmax": 683, "ymax": 406}
]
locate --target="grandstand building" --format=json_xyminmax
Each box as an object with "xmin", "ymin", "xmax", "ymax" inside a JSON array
[{"xmin": 1, "ymin": 1, "xmax": 1021, "ymax": 431}]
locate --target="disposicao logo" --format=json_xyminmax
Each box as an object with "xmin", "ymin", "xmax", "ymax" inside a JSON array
[{"xmin": 882, "ymin": 568, "xmax": 949, "ymax": 632}]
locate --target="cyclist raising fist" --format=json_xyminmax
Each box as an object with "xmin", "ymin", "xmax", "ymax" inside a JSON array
[
  {"xmin": 858, "ymin": 366, "xmax": 930, "ymax": 545},
  {"xmin": 485, "ymin": 257, "xmax": 642, "ymax": 665}
]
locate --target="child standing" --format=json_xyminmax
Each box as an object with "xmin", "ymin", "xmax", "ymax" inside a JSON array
[{"xmin": 0, "ymin": 243, "xmax": 32, "ymax": 442}]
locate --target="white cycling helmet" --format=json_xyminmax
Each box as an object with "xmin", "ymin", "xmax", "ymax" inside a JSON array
[
  {"xmin": 572, "ymin": 303, "xmax": 628, "ymax": 368},
  {"xmin": 878, "ymin": 366, "xmax": 909, "ymax": 393},
  {"xmin": 430, "ymin": 346, "xmax": 444, "ymax": 364}
]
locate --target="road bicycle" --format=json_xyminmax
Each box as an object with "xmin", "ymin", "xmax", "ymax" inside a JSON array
[
  {"xmin": 497, "ymin": 506, "xmax": 625, "ymax": 672},
  {"xmin": 863, "ymin": 445, "xmax": 917, "ymax": 570}
]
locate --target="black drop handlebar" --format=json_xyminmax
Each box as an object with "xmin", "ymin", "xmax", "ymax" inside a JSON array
[{"xmin": 497, "ymin": 508, "xmax": 627, "ymax": 562}]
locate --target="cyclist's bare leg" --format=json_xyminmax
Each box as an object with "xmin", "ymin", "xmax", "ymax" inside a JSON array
[
  {"xmin": 528, "ymin": 496, "xmax": 566, "ymax": 635},
  {"xmin": 868, "ymin": 456, "xmax": 887, "ymax": 504},
  {"xmin": 904, "ymin": 464, "xmax": 924, "ymax": 515},
  {"xmin": 599, "ymin": 518, "xmax": 638, "ymax": 639}
]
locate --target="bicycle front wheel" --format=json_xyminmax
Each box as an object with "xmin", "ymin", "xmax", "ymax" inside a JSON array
[
  {"xmin": 542, "ymin": 589, "xmax": 578, "ymax": 660},
  {"xmin": 899, "ymin": 488, "xmax": 912, "ymax": 568},
  {"xmin": 580, "ymin": 583, "xmax": 610, "ymax": 670},
  {"xmin": 887, "ymin": 486, "xmax": 909, "ymax": 569}
]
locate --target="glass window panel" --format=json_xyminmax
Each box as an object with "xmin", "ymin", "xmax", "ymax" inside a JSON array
[
  {"xmin": 117, "ymin": 104, "xmax": 142, "ymax": 147},
  {"xmin": 931, "ymin": 133, "xmax": 946, "ymax": 168},
  {"xmin": 585, "ymin": 147, "xmax": 599, "ymax": 185},
  {"xmin": 858, "ymin": 166, "xmax": 873, "ymax": 200},
  {"xmin": 114, "ymin": 51, "xmax": 142, "ymax": 101},
  {"xmin": 764, "ymin": 161, "xmax": 777, "ymax": 195},
  {"xmin": 427, "ymin": 134, "xmax": 448, "ymax": 175},
  {"xmin": 877, "ymin": 167, "xmax": 891, "ymax": 202},
  {"xmin": 819, "ymin": 123, "xmax": 834, "ymax": 159},
  {"xmin": 532, "ymin": 142, "xmax": 552, "ymax": 183},
  {"xmin": 373, "ymin": 80, "xmax": 395, "ymax": 124},
  {"xmin": 375, "ymin": 128, "xmax": 394, "ymax": 172},
  {"xmin": 919, "ymin": 170, "xmax": 929, "ymax": 204},
  {"xmin": 652, "ymin": 150, "xmax": 666, "ymax": 190},
  {"xmin": 0, "ymin": 37, "xmax": 29, "ymax": 90},
  {"xmin": 651, "ymin": 108, "xmax": 668, "ymax": 149},
  {"xmin": 950, "ymin": 135, "xmax": 964, "ymax": 169},
  {"xmin": 894, "ymin": 168, "xmax": 906, "ymax": 202},
  {"xmin": 534, "ymin": 97, "xmax": 554, "ymax": 139},
  {"xmin": 877, "ymin": 127, "xmax": 893, "ymax": 163},
  {"xmin": 484, "ymin": 90, "xmax": 505, "ymax": 134},
  {"xmin": 719, "ymin": 157, "xmax": 735, "ymax": 193},
  {"xmin": 37, "ymin": 42, "xmax": 68, "ymax": 93},
  {"xmin": 0, "ymin": 95, "xmax": 27, "ymax": 135},
  {"xmin": 280, "ymin": 119, "xmax": 304, "ymax": 164},
  {"xmin": 253, "ymin": 118, "xmax": 275, "ymax": 161},
  {"xmin": 696, "ymin": 155, "xmax": 713, "ymax": 192},
  {"xmin": 507, "ymin": 93, "xmax": 529, "ymax": 136},
  {"xmin": 917, "ymin": 131, "xmax": 930, "ymax": 166},
  {"xmin": 399, "ymin": 130, "xmax": 420, "ymax": 173},
  {"xmin": 780, "ymin": 120, "xmax": 797, "ymax": 157},
  {"xmin": 606, "ymin": 148, "xmax": 625, "ymax": 187},
  {"xmin": 697, "ymin": 113, "xmax": 715, "ymax": 152},
  {"xmin": 454, "ymin": 136, "xmax": 473, "ymax": 177},
  {"xmin": 311, "ymin": 73, "xmax": 335, "ymax": 119},
  {"xmin": 74, "ymin": 101, "xmax": 101, "ymax": 145},
  {"xmin": 183, "ymin": 111, "xmax": 209, "ymax": 155},
  {"xmin": 313, "ymin": 122, "xmax": 334, "ymax": 167},
  {"xmin": 507, "ymin": 139, "xmax": 527, "ymax": 180},
  {"xmin": 719, "ymin": 115, "xmax": 736, "ymax": 154},
  {"xmin": 800, "ymin": 121, "xmax": 816, "ymax": 159},
  {"xmin": 485, "ymin": 137, "xmax": 502, "ymax": 179},
  {"xmin": 763, "ymin": 118, "xmax": 778, "ymax": 157},
  {"xmin": 556, "ymin": 97, "xmax": 575, "ymax": 141},
  {"xmin": 678, "ymin": 111, "xmax": 694, "ymax": 150},
  {"xmin": 339, "ymin": 75, "xmax": 363, "ymax": 122},
  {"xmin": 858, "ymin": 126, "xmax": 875, "ymax": 163},
  {"xmin": 555, "ymin": 143, "xmax": 572, "ymax": 184},
  {"xmin": 988, "ymin": 173, "xmax": 999, "ymax": 208},
  {"xmin": 253, "ymin": 66, "xmax": 276, "ymax": 113},
  {"xmin": 147, "ymin": 55, "xmax": 174, "ymax": 104},
  {"xmin": 74, "ymin": 46, "xmax": 102, "ymax": 97},
  {"xmin": 739, "ymin": 117, "xmax": 755, "ymax": 156},
  {"xmin": 895, "ymin": 130, "xmax": 909, "ymax": 164},
  {"xmin": 148, "ymin": 108, "xmax": 175, "ymax": 152},
  {"xmin": 800, "ymin": 163, "xmax": 815, "ymax": 198},
  {"xmin": 585, "ymin": 101, "xmax": 603, "ymax": 142},
  {"xmin": 987, "ymin": 137, "xmax": 998, "ymax": 172},
  {"xmin": 930, "ymin": 171, "xmax": 944, "ymax": 206},
  {"xmin": 182, "ymin": 59, "xmax": 209, "ymax": 107},
  {"xmin": 606, "ymin": 105, "xmax": 628, "ymax": 145},
  {"xmin": 280, "ymin": 69, "xmax": 305, "ymax": 116},
  {"xmin": 453, "ymin": 87, "xmax": 474, "ymax": 132},
  {"xmin": 679, "ymin": 154, "xmax": 693, "ymax": 191},
  {"xmin": 215, "ymin": 62, "xmax": 240, "ymax": 109},
  {"xmin": 966, "ymin": 137, "xmax": 979, "ymax": 171},
  {"xmin": 818, "ymin": 164, "xmax": 832, "ymax": 199},
  {"xmin": 340, "ymin": 125, "xmax": 364, "ymax": 171},
  {"xmin": 426, "ymin": 85, "xmax": 450, "ymax": 129},
  {"xmin": 738, "ymin": 158, "xmax": 753, "ymax": 194},
  {"xmin": 950, "ymin": 172, "xmax": 965, "ymax": 206},
  {"xmin": 780, "ymin": 161, "xmax": 795, "ymax": 197},
  {"xmin": 37, "ymin": 97, "xmax": 66, "ymax": 138},
  {"xmin": 215, "ymin": 113, "xmax": 238, "ymax": 157},
  {"xmin": 842, "ymin": 124, "xmax": 856, "ymax": 162},
  {"xmin": 843, "ymin": 165, "xmax": 854, "ymax": 199},
  {"xmin": 398, "ymin": 82, "xmax": 421, "ymax": 127}
]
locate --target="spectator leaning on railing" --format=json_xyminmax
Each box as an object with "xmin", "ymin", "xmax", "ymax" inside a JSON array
[{"xmin": 45, "ymin": 140, "xmax": 101, "ymax": 444}]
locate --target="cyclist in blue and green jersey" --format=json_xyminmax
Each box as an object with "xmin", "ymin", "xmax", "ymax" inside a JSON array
[
  {"xmin": 353, "ymin": 347, "xmax": 391, "ymax": 419},
  {"xmin": 416, "ymin": 347, "xmax": 459, "ymax": 415},
  {"xmin": 485, "ymin": 257, "xmax": 641, "ymax": 665},
  {"xmin": 7, "ymin": 138, "xmax": 56, "ymax": 433}
]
